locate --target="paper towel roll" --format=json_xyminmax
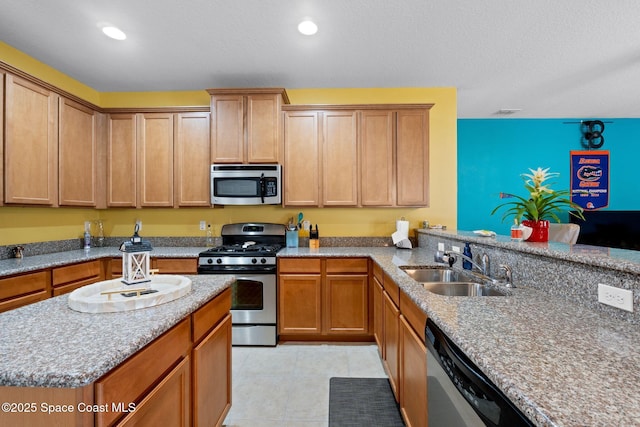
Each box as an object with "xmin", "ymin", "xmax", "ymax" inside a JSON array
[{"xmin": 392, "ymin": 220, "xmax": 410, "ymax": 244}]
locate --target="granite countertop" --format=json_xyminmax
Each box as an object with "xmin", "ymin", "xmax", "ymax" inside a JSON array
[
  {"xmin": 0, "ymin": 274, "xmax": 234, "ymax": 388},
  {"xmin": 0, "ymin": 247, "xmax": 204, "ymax": 277},
  {"xmin": 279, "ymin": 246, "xmax": 640, "ymax": 427}
]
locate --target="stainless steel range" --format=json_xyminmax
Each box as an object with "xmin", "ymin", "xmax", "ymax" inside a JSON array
[{"xmin": 197, "ymin": 223, "xmax": 285, "ymax": 346}]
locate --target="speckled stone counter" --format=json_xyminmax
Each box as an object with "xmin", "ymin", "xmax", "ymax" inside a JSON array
[
  {"xmin": 0, "ymin": 274, "xmax": 233, "ymax": 388},
  {"xmin": 0, "ymin": 246, "xmax": 204, "ymax": 277},
  {"xmin": 279, "ymin": 246, "xmax": 640, "ymax": 427}
]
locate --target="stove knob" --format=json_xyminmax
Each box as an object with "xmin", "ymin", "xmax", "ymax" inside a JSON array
[
  {"xmin": 216, "ymin": 258, "xmax": 222, "ymax": 264},
  {"xmin": 261, "ymin": 258, "xmax": 267, "ymax": 264},
  {"xmin": 207, "ymin": 258, "xmax": 213, "ymax": 264},
  {"xmin": 251, "ymin": 258, "xmax": 258, "ymax": 264}
]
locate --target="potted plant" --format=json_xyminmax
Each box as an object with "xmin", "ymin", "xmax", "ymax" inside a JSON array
[{"xmin": 491, "ymin": 167, "xmax": 585, "ymax": 242}]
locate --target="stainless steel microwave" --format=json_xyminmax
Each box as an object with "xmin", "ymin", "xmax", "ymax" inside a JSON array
[{"xmin": 210, "ymin": 164, "xmax": 282, "ymax": 205}]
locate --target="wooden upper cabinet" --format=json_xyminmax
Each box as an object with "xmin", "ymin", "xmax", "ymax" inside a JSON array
[
  {"xmin": 283, "ymin": 110, "xmax": 320, "ymax": 206},
  {"xmin": 58, "ymin": 97, "xmax": 97, "ymax": 206},
  {"xmin": 137, "ymin": 113, "xmax": 174, "ymax": 207},
  {"xmin": 396, "ymin": 109, "xmax": 429, "ymax": 206},
  {"xmin": 208, "ymin": 88, "xmax": 289, "ymax": 164},
  {"xmin": 174, "ymin": 112, "xmax": 211, "ymax": 207},
  {"xmin": 210, "ymin": 94, "xmax": 243, "ymax": 163},
  {"xmin": 322, "ymin": 111, "xmax": 358, "ymax": 206},
  {"xmin": 0, "ymin": 71, "xmax": 4, "ymax": 207},
  {"xmin": 359, "ymin": 110, "xmax": 394, "ymax": 206},
  {"xmin": 4, "ymin": 74, "xmax": 58, "ymax": 205},
  {"xmin": 107, "ymin": 114, "xmax": 137, "ymax": 207}
]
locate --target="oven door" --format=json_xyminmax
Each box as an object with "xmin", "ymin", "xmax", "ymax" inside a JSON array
[{"xmin": 231, "ymin": 273, "xmax": 276, "ymax": 324}]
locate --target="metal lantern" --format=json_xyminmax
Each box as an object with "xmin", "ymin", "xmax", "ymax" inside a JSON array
[{"xmin": 119, "ymin": 224, "xmax": 153, "ymax": 285}]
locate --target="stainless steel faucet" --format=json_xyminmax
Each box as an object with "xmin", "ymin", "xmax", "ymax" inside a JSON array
[
  {"xmin": 443, "ymin": 250, "xmax": 489, "ymax": 275},
  {"xmin": 499, "ymin": 265, "xmax": 515, "ymax": 288}
]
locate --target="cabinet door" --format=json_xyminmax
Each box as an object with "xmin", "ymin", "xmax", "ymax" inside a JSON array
[
  {"xmin": 211, "ymin": 95, "xmax": 244, "ymax": 163},
  {"xmin": 360, "ymin": 110, "xmax": 394, "ymax": 206},
  {"xmin": 107, "ymin": 113, "xmax": 137, "ymax": 207},
  {"xmin": 0, "ymin": 71, "xmax": 4, "ymax": 206},
  {"xmin": 322, "ymin": 111, "xmax": 358, "ymax": 206},
  {"xmin": 118, "ymin": 356, "xmax": 190, "ymax": 427},
  {"xmin": 396, "ymin": 110, "xmax": 429, "ymax": 206},
  {"xmin": 247, "ymin": 94, "xmax": 282, "ymax": 163},
  {"xmin": 325, "ymin": 274, "xmax": 369, "ymax": 334},
  {"xmin": 383, "ymin": 291, "xmax": 400, "ymax": 400},
  {"xmin": 278, "ymin": 274, "xmax": 322, "ymax": 334},
  {"xmin": 400, "ymin": 315, "xmax": 428, "ymax": 427},
  {"xmin": 283, "ymin": 111, "xmax": 320, "ymax": 206},
  {"xmin": 175, "ymin": 112, "xmax": 211, "ymax": 206},
  {"xmin": 193, "ymin": 313, "xmax": 232, "ymax": 427},
  {"xmin": 4, "ymin": 74, "xmax": 58, "ymax": 205},
  {"xmin": 373, "ymin": 275, "xmax": 384, "ymax": 354},
  {"xmin": 58, "ymin": 97, "xmax": 97, "ymax": 206},
  {"xmin": 137, "ymin": 113, "xmax": 174, "ymax": 207}
]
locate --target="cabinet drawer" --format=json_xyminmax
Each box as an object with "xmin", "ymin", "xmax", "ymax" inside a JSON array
[
  {"xmin": 278, "ymin": 258, "xmax": 321, "ymax": 273},
  {"xmin": 383, "ymin": 272, "xmax": 400, "ymax": 307},
  {"xmin": 400, "ymin": 291, "xmax": 427, "ymax": 344},
  {"xmin": 192, "ymin": 288, "xmax": 231, "ymax": 344},
  {"xmin": 152, "ymin": 258, "xmax": 197, "ymax": 274},
  {"xmin": 0, "ymin": 290, "xmax": 49, "ymax": 313},
  {"xmin": 95, "ymin": 318, "xmax": 191, "ymax": 427},
  {"xmin": 52, "ymin": 260, "xmax": 101, "ymax": 288},
  {"xmin": 0, "ymin": 270, "xmax": 49, "ymax": 302},
  {"xmin": 373, "ymin": 262, "xmax": 384, "ymax": 283},
  {"xmin": 326, "ymin": 258, "xmax": 368, "ymax": 274}
]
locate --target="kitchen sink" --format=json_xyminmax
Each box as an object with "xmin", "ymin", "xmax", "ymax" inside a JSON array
[
  {"xmin": 400, "ymin": 266, "xmax": 506, "ymax": 296},
  {"xmin": 422, "ymin": 282, "xmax": 506, "ymax": 296},
  {"xmin": 400, "ymin": 266, "xmax": 475, "ymax": 283}
]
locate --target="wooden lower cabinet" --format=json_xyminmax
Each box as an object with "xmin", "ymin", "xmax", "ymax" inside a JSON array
[
  {"xmin": 193, "ymin": 313, "xmax": 232, "ymax": 426},
  {"xmin": 383, "ymin": 290, "xmax": 400, "ymax": 398},
  {"xmin": 278, "ymin": 274, "xmax": 322, "ymax": 334},
  {"xmin": 400, "ymin": 315, "xmax": 427, "ymax": 427},
  {"xmin": 52, "ymin": 260, "xmax": 104, "ymax": 296},
  {"xmin": 278, "ymin": 257, "xmax": 371, "ymax": 340},
  {"xmin": 0, "ymin": 270, "xmax": 50, "ymax": 313},
  {"xmin": 372, "ymin": 272, "xmax": 384, "ymax": 353},
  {"xmin": 374, "ymin": 264, "xmax": 429, "ymax": 427},
  {"xmin": 152, "ymin": 258, "xmax": 198, "ymax": 274},
  {"xmin": 118, "ymin": 357, "xmax": 191, "ymax": 427}
]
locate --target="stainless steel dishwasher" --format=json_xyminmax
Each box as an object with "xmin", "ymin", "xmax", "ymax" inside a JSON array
[{"xmin": 425, "ymin": 319, "xmax": 533, "ymax": 427}]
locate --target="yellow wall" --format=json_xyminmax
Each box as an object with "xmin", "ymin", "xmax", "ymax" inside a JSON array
[{"xmin": 0, "ymin": 43, "xmax": 457, "ymax": 246}]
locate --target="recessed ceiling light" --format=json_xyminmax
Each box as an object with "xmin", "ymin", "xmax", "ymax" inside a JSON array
[
  {"xmin": 298, "ymin": 20, "xmax": 318, "ymax": 36},
  {"xmin": 102, "ymin": 25, "xmax": 126, "ymax": 41}
]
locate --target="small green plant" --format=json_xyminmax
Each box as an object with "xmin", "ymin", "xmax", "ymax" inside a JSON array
[{"xmin": 491, "ymin": 167, "xmax": 585, "ymax": 222}]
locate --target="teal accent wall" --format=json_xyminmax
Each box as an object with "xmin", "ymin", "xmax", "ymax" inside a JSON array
[{"xmin": 457, "ymin": 118, "xmax": 640, "ymax": 235}]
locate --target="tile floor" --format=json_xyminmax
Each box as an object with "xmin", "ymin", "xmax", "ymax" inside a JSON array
[{"xmin": 223, "ymin": 343, "xmax": 387, "ymax": 426}]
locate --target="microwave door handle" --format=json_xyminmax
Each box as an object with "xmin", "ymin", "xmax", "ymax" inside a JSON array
[{"xmin": 259, "ymin": 173, "xmax": 265, "ymax": 204}]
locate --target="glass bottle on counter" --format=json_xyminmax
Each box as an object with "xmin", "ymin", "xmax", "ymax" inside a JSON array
[
  {"xmin": 206, "ymin": 224, "xmax": 214, "ymax": 247},
  {"xmin": 511, "ymin": 218, "xmax": 524, "ymax": 241}
]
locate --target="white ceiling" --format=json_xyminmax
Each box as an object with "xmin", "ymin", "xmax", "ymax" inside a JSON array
[{"xmin": 2, "ymin": 0, "xmax": 640, "ymax": 118}]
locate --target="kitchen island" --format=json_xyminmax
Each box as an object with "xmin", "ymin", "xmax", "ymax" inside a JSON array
[{"xmin": 0, "ymin": 274, "xmax": 234, "ymax": 426}]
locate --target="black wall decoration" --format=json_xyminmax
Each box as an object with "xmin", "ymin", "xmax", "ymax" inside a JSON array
[{"xmin": 581, "ymin": 120, "xmax": 605, "ymax": 148}]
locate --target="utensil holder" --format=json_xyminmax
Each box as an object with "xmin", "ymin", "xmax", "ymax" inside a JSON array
[{"xmin": 286, "ymin": 230, "xmax": 299, "ymax": 248}]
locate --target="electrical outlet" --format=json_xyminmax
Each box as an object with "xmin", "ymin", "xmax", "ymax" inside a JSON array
[
  {"xmin": 135, "ymin": 220, "xmax": 142, "ymax": 231},
  {"xmin": 199, "ymin": 220, "xmax": 206, "ymax": 231},
  {"xmin": 438, "ymin": 242, "xmax": 445, "ymax": 251},
  {"xmin": 451, "ymin": 245, "xmax": 461, "ymax": 253},
  {"xmin": 598, "ymin": 283, "xmax": 633, "ymax": 312}
]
